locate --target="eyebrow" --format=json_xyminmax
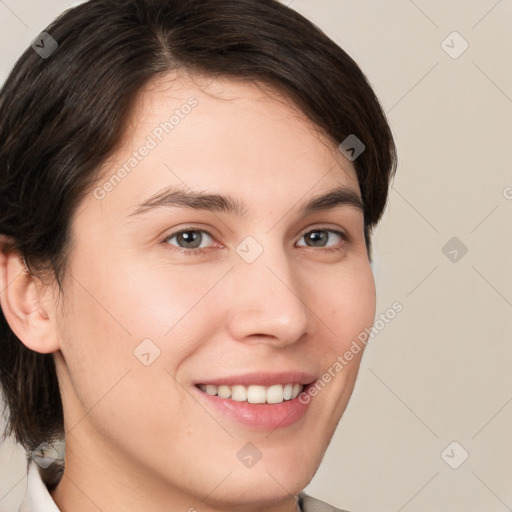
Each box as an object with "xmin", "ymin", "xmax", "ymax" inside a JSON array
[{"xmin": 128, "ymin": 184, "xmax": 364, "ymax": 218}]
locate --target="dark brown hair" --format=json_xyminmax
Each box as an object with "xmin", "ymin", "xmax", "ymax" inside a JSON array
[{"xmin": 0, "ymin": 0, "xmax": 396, "ymax": 490}]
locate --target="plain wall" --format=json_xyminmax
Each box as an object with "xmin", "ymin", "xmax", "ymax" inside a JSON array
[{"xmin": 1, "ymin": 1, "xmax": 511, "ymax": 511}]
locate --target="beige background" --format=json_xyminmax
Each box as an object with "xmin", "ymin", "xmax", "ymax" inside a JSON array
[{"xmin": 1, "ymin": 1, "xmax": 511, "ymax": 511}]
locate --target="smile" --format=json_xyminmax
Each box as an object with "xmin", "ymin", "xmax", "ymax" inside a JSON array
[
  {"xmin": 197, "ymin": 383, "xmax": 304, "ymax": 404},
  {"xmin": 193, "ymin": 373, "xmax": 317, "ymax": 430}
]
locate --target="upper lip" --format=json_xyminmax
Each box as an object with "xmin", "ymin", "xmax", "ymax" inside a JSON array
[{"xmin": 195, "ymin": 372, "xmax": 317, "ymax": 387}]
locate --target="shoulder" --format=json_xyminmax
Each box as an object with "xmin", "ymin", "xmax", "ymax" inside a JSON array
[{"xmin": 298, "ymin": 491, "xmax": 352, "ymax": 512}]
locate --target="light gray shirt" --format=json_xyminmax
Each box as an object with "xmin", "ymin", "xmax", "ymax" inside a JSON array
[{"xmin": 19, "ymin": 461, "xmax": 349, "ymax": 512}]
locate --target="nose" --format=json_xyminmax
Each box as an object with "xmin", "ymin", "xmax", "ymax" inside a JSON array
[{"xmin": 225, "ymin": 244, "xmax": 312, "ymax": 348}]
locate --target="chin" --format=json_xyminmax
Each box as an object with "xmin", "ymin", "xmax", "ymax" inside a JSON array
[
  {"xmin": 202, "ymin": 470, "xmax": 312, "ymax": 512},
  {"xmin": 227, "ymin": 445, "xmax": 320, "ymax": 503}
]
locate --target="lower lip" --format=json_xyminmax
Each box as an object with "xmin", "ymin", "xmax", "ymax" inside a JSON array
[{"xmin": 193, "ymin": 384, "xmax": 313, "ymax": 430}]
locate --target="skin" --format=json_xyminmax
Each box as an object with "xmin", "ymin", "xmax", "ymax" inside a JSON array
[{"xmin": 0, "ymin": 72, "xmax": 376, "ymax": 512}]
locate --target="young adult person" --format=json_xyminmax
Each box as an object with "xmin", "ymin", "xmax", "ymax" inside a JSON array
[{"xmin": 0, "ymin": 1, "xmax": 396, "ymax": 510}]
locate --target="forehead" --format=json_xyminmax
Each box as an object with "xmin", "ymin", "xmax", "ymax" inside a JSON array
[{"xmin": 81, "ymin": 71, "xmax": 360, "ymax": 224}]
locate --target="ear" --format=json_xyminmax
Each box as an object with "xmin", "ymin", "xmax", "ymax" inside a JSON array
[{"xmin": 0, "ymin": 240, "xmax": 60, "ymax": 353}]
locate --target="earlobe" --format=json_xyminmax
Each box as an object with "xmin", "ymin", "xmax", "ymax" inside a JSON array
[{"xmin": 0, "ymin": 244, "xmax": 60, "ymax": 354}]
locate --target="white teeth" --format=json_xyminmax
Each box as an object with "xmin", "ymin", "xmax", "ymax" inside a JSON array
[
  {"xmin": 217, "ymin": 385, "xmax": 231, "ymax": 399},
  {"xmin": 198, "ymin": 383, "xmax": 305, "ymax": 403},
  {"xmin": 247, "ymin": 385, "xmax": 266, "ymax": 404},
  {"xmin": 283, "ymin": 383, "xmax": 293, "ymax": 400},
  {"xmin": 266, "ymin": 384, "xmax": 284, "ymax": 404},
  {"xmin": 205, "ymin": 384, "xmax": 217, "ymax": 396},
  {"xmin": 291, "ymin": 383, "xmax": 302, "ymax": 399},
  {"xmin": 231, "ymin": 385, "xmax": 247, "ymax": 402}
]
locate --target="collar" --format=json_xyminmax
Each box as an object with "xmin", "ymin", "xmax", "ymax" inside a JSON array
[{"xmin": 19, "ymin": 461, "xmax": 60, "ymax": 512}]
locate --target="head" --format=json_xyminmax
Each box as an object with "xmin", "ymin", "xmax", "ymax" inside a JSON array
[{"xmin": 0, "ymin": 0, "xmax": 396, "ymax": 510}]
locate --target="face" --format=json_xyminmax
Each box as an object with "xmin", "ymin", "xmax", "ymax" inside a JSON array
[{"xmin": 50, "ymin": 72, "xmax": 376, "ymax": 510}]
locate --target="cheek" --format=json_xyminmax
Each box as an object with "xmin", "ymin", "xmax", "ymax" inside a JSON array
[
  {"xmin": 64, "ymin": 250, "xmax": 219, "ymax": 355},
  {"xmin": 114, "ymin": 261, "xmax": 227, "ymax": 363},
  {"xmin": 313, "ymin": 259, "xmax": 376, "ymax": 350},
  {"xmin": 55, "ymin": 258, "xmax": 211, "ymax": 445}
]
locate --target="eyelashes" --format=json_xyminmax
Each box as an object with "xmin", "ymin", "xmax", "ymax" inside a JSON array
[
  {"xmin": 162, "ymin": 226, "xmax": 348, "ymax": 256},
  {"xmin": 295, "ymin": 228, "xmax": 347, "ymax": 250},
  {"xmin": 163, "ymin": 229, "xmax": 217, "ymax": 255}
]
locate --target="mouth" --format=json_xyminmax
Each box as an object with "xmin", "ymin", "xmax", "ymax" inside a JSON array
[
  {"xmin": 192, "ymin": 373, "xmax": 317, "ymax": 430},
  {"xmin": 196, "ymin": 383, "xmax": 305, "ymax": 404}
]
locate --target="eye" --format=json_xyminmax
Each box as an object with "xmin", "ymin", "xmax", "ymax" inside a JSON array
[
  {"xmin": 161, "ymin": 226, "xmax": 348, "ymax": 256},
  {"xmin": 163, "ymin": 228, "xmax": 216, "ymax": 254},
  {"xmin": 296, "ymin": 228, "xmax": 347, "ymax": 250}
]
